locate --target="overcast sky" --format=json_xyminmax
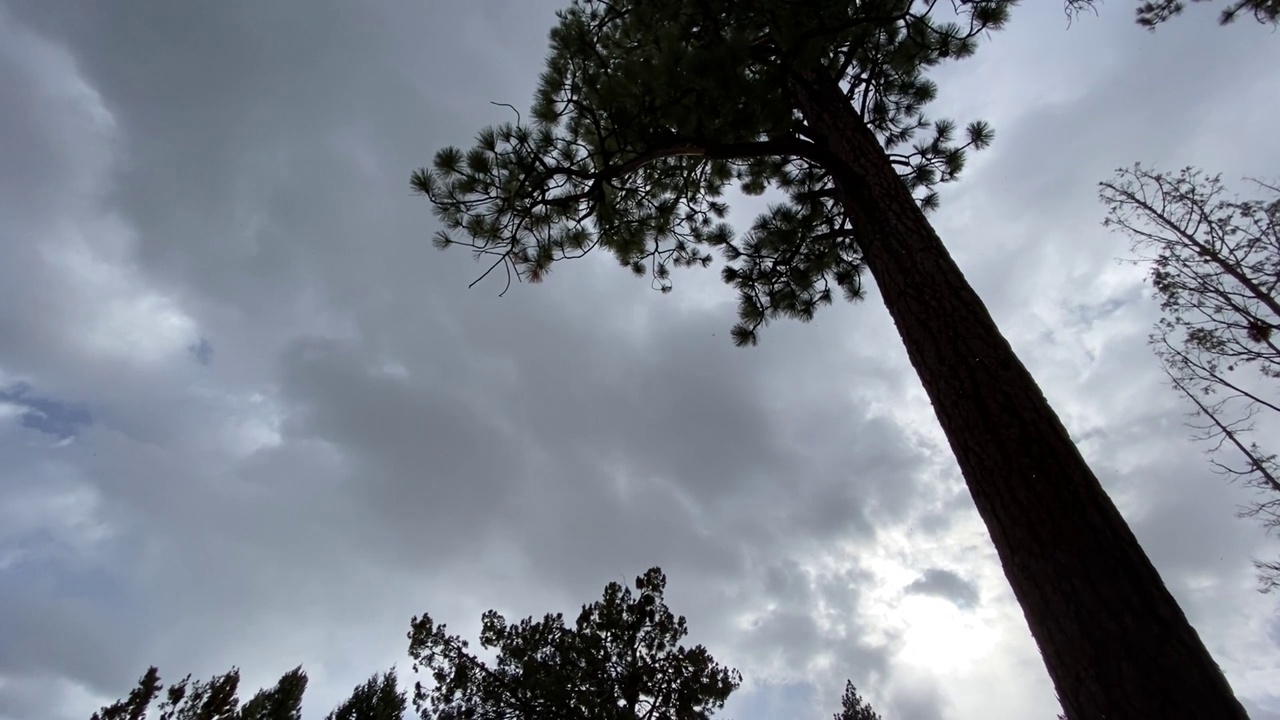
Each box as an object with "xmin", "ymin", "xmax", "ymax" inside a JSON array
[{"xmin": 1, "ymin": 1, "xmax": 1278, "ymax": 719}]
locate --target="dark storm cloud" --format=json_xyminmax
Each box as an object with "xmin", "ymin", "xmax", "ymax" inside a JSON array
[
  {"xmin": 2, "ymin": 0, "xmax": 554, "ymax": 321},
  {"xmin": 188, "ymin": 338, "xmax": 214, "ymax": 366},
  {"xmin": 904, "ymin": 569, "xmax": 980, "ymax": 610},
  {"xmin": 0, "ymin": 1, "xmax": 918, "ymax": 714}
]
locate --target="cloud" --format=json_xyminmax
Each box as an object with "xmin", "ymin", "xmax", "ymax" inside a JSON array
[
  {"xmin": 0, "ymin": 1, "xmax": 1278, "ymax": 719},
  {"xmin": 188, "ymin": 338, "xmax": 215, "ymax": 367},
  {"xmin": 904, "ymin": 570, "xmax": 980, "ymax": 610},
  {"xmin": 0, "ymin": 384, "xmax": 93, "ymax": 441}
]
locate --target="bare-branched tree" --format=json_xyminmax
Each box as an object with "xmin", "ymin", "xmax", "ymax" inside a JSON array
[{"xmin": 1101, "ymin": 164, "xmax": 1280, "ymax": 590}]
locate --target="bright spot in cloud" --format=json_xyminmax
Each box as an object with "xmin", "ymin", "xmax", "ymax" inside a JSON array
[
  {"xmin": 230, "ymin": 392, "xmax": 284, "ymax": 456},
  {"xmin": 0, "ymin": 401, "xmax": 25, "ymax": 423},
  {"xmin": 42, "ymin": 225, "xmax": 200, "ymax": 366},
  {"xmin": 190, "ymin": 386, "xmax": 284, "ymax": 457},
  {"xmin": 6, "ymin": 19, "xmax": 201, "ymax": 371},
  {"xmin": 894, "ymin": 594, "xmax": 998, "ymax": 672},
  {"xmin": 0, "ymin": 478, "xmax": 114, "ymax": 563}
]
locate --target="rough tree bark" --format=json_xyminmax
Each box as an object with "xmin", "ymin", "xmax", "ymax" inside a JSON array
[{"xmin": 789, "ymin": 67, "xmax": 1247, "ymax": 719}]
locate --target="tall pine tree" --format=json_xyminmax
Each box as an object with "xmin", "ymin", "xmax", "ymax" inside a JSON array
[{"xmin": 412, "ymin": 1, "xmax": 1246, "ymax": 716}]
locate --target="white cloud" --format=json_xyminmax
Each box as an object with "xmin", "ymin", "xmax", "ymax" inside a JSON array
[
  {"xmin": 41, "ymin": 224, "xmax": 200, "ymax": 366},
  {"xmin": 0, "ymin": 2, "xmax": 1278, "ymax": 719}
]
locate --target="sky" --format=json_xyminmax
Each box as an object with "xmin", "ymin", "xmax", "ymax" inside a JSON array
[{"xmin": 0, "ymin": 1, "xmax": 1278, "ymax": 719}]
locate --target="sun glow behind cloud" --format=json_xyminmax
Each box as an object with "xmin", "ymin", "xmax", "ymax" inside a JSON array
[{"xmin": 893, "ymin": 594, "xmax": 999, "ymax": 672}]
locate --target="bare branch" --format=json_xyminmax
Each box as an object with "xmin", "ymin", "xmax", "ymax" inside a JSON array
[{"xmin": 1104, "ymin": 164, "xmax": 1280, "ymax": 592}]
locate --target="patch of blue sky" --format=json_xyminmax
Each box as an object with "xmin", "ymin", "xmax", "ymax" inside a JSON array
[{"xmin": 0, "ymin": 383, "xmax": 92, "ymax": 441}]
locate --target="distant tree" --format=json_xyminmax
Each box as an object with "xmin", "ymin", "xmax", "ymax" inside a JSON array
[
  {"xmin": 239, "ymin": 667, "xmax": 308, "ymax": 720},
  {"xmin": 90, "ymin": 667, "xmax": 162, "ymax": 720},
  {"xmin": 97, "ymin": 569, "xmax": 761, "ymax": 720},
  {"xmin": 1063, "ymin": 0, "xmax": 1279, "ymax": 27},
  {"xmin": 832, "ymin": 681, "xmax": 882, "ymax": 720},
  {"xmin": 410, "ymin": 0, "xmax": 1243, "ymax": 716},
  {"xmin": 151, "ymin": 669, "xmax": 242, "ymax": 720},
  {"xmin": 407, "ymin": 567, "xmax": 740, "ymax": 720},
  {"xmin": 1132, "ymin": 0, "xmax": 1279, "ymax": 27},
  {"xmin": 325, "ymin": 671, "xmax": 407, "ymax": 720},
  {"xmin": 91, "ymin": 666, "xmax": 401, "ymax": 720},
  {"xmin": 1101, "ymin": 165, "xmax": 1280, "ymax": 590}
]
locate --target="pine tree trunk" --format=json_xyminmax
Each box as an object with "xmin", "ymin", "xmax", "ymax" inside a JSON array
[{"xmin": 789, "ymin": 68, "xmax": 1247, "ymax": 719}]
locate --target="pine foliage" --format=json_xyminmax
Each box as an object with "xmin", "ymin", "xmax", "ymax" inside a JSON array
[
  {"xmin": 413, "ymin": 0, "xmax": 1002, "ymax": 345},
  {"xmin": 833, "ymin": 681, "xmax": 884, "ymax": 720},
  {"xmin": 407, "ymin": 567, "xmax": 741, "ymax": 720},
  {"xmin": 90, "ymin": 667, "xmax": 405, "ymax": 720},
  {"xmin": 1133, "ymin": 0, "xmax": 1279, "ymax": 27}
]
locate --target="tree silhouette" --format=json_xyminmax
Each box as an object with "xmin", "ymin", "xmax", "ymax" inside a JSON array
[
  {"xmin": 99, "ymin": 569, "xmax": 887, "ymax": 720},
  {"xmin": 832, "ymin": 681, "xmax": 882, "ymax": 720},
  {"xmin": 1063, "ymin": 0, "xmax": 1279, "ymax": 27},
  {"xmin": 91, "ymin": 667, "xmax": 401, "ymax": 720},
  {"xmin": 411, "ymin": 1, "xmax": 1245, "ymax": 716},
  {"xmin": 407, "ymin": 568, "xmax": 740, "ymax": 720},
  {"xmin": 1102, "ymin": 164, "xmax": 1280, "ymax": 590}
]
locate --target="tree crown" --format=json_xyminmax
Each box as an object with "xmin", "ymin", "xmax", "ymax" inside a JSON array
[
  {"xmin": 413, "ymin": 0, "xmax": 1003, "ymax": 345},
  {"xmin": 1101, "ymin": 164, "xmax": 1280, "ymax": 591},
  {"xmin": 95, "ymin": 569, "xmax": 892, "ymax": 720},
  {"xmin": 407, "ymin": 568, "xmax": 741, "ymax": 720}
]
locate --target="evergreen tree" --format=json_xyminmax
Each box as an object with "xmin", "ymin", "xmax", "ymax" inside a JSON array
[
  {"xmin": 411, "ymin": 1, "xmax": 1245, "ymax": 716},
  {"xmin": 832, "ymin": 682, "xmax": 882, "ymax": 720},
  {"xmin": 325, "ymin": 670, "xmax": 407, "ymax": 720},
  {"xmin": 157, "ymin": 669, "xmax": 242, "ymax": 720},
  {"xmin": 90, "ymin": 667, "xmax": 163, "ymax": 720},
  {"xmin": 239, "ymin": 667, "xmax": 308, "ymax": 720},
  {"xmin": 407, "ymin": 567, "xmax": 740, "ymax": 720},
  {"xmin": 1132, "ymin": 0, "xmax": 1279, "ymax": 26},
  {"xmin": 96, "ymin": 568, "xmax": 759, "ymax": 720},
  {"xmin": 1063, "ymin": 0, "xmax": 1279, "ymax": 27},
  {"xmin": 91, "ymin": 666, "xmax": 366, "ymax": 720}
]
